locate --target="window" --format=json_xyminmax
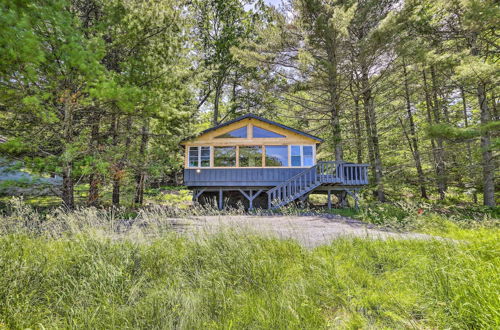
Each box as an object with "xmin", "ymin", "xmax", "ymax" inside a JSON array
[
  {"xmin": 214, "ymin": 146, "xmax": 236, "ymax": 167},
  {"xmin": 215, "ymin": 126, "xmax": 247, "ymax": 138},
  {"xmin": 265, "ymin": 145, "xmax": 288, "ymax": 166},
  {"xmin": 188, "ymin": 147, "xmax": 198, "ymax": 167},
  {"xmin": 253, "ymin": 126, "xmax": 285, "ymax": 138},
  {"xmin": 303, "ymin": 146, "xmax": 313, "ymax": 166},
  {"xmin": 291, "ymin": 146, "xmax": 301, "ymax": 166},
  {"xmin": 291, "ymin": 145, "xmax": 314, "ymax": 167},
  {"xmin": 189, "ymin": 146, "xmax": 210, "ymax": 167},
  {"xmin": 201, "ymin": 147, "xmax": 211, "ymax": 167},
  {"xmin": 239, "ymin": 146, "xmax": 262, "ymax": 167}
]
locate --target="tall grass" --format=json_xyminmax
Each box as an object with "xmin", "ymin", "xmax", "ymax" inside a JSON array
[{"xmin": 0, "ymin": 199, "xmax": 498, "ymax": 328}]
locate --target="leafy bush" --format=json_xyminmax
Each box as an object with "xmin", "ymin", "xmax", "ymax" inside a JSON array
[{"xmin": 358, "ymin": 200, "xmax": 499, "ymax": 232}]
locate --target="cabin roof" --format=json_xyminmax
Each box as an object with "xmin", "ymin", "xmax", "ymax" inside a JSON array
[{"xmin": 182, "ymin": 114, "xmax": 323, "ymax": 143}]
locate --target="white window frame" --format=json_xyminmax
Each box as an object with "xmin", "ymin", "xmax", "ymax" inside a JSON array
[
  {"xmin": 188, "ymin": 146, "xmax": 211, "ymax": 168},
  {"xmin": 290, "ymin": 145, "xmax": 315, "ymax": 167}
]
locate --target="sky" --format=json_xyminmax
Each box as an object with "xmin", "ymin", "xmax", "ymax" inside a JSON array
[{"xmin": 264, "ymin": 0, "xmax": 282, "ymax": 6}]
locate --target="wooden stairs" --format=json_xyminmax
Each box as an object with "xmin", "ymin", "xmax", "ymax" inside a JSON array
[{"xmin": 267, "ymin": 161, "xmax": 369, "ymax": 209}]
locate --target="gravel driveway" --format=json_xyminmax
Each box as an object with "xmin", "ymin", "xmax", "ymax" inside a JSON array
[{"xmin": 181, "ymin": 214, "xmax": 434, "ymax": 248}]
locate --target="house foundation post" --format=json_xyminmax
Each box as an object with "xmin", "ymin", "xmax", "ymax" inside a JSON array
[
  {"xmin": 192, "ymin": 189, "xmax": 205, "ymax": 204},
  {"xmin": 218, "ymin": 189, "xmax": 223, "ymax": 210},
  {"xmin": 327, "ymin": 189, "xmax": 332, "ymax": 210},
  {"xmin": 238, "ymin": 189, "xmax": 264, "ymax": 210},
  {"xmin": 249, "ymin": 190, "xmax": 253, "ymax": 210}
]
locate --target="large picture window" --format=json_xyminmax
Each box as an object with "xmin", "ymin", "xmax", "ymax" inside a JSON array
[
  {"xmin": 214, "ymin": 146, "xmax": 236, "ymax": 167},
  {"xmin": 291, "ymin": 145, "xmax": 314, "ymax": 167},
  {"xmin": 188, "ymin": 146, "xmax": 210, "ymax": 167},
  {"xmin": 265, "ymin": 145, "xmax": 288, "ymax": 166},
  {"xmin": 239, "ymin": 146, "xmax": 262, "ymax": 167}
]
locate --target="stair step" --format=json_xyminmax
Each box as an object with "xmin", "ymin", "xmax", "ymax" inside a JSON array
[{"xmin": 271, "ymin": 183, "xmax": 322, "ymax": 209}]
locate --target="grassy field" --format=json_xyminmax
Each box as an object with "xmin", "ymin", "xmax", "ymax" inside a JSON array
[{"xmin": 0, "ymin": 200, "xmax": 498, "ymax": 329}]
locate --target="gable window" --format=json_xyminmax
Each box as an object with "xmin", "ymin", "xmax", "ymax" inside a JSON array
[
  {"xmin": 189, "ymin": 146, "xmax": 210, "ymax": 167},
  {"xmin": 291, "ymin": 145, "xmax": 314, "ymax": 167},
  {"xmin": 239, "ymin": 146, "xmax": 262, "ymax": 167},
  {"xmin": 214, "ymin": 146, "xmax": 236, "ymax": 167},
  {"xmin": 215, "ymin": 126, "xmax": 247, "ymax": 138},
  {"xmin": 253, "ymin": 126, "xmax": 285, "ymax": 138},
  {"xmin": 265, "ymin": 145, "xmax": 288, "ymax": 166}
]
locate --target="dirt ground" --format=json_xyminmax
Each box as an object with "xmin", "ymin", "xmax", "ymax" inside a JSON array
[{"xmin": 181, "ymin": 214, "xmax": 434, "ymax": 248}]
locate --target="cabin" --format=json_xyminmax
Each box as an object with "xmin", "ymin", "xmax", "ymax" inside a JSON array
[{"xmin": 181, "ymin": 114, "xmax": 369, "ymax": 209}]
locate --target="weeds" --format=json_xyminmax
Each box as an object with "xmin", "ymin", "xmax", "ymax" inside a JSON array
[
  {"xmin": 0, "ymin": 198, "xmax": 498, "ymax": 328},
  {"xmin": 0, "ymin": 230, "xmax": 498, "ymax": 328}
]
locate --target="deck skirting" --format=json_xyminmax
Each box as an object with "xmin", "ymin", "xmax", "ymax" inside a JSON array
[{"xmin": 184, "ymin": 168, "xmax": 305, "ymax": 187}]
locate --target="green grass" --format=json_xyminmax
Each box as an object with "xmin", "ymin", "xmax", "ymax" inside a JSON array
[
  {"xmin": 0, "ymin": 231, "xmax": 498, "ymax": 329},
  {"xmin": 0, "ymin": 200, "xmax": 498, "ymax": 329}
]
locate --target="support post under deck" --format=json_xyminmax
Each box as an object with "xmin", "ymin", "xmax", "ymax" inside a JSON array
[
  {"xmin": 218, "ymin": 189, "xmax": 223, "ymax": 210},
  {"xmin": 327, "ymin": 189, "xmax": 332, "ymax": 210},
  {"xmin": 249, "ymin": 190, "xmax": 253, "ymax": 210},
  {"xmin": 238, "ymin": 189, "xmax": 264, "ymax": 210},
  {"xmin": 192, "ymin": 189, "xmax": 206, "ymax": 203}
]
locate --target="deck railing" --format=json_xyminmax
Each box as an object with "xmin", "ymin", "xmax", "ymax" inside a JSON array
[
  {"xmin": 340, "ymin": 163, "xmax": 369, "ymax": 185},
  {"xmin": 267, "ymin": 161, "xmax": 369, "ymax": 208}
]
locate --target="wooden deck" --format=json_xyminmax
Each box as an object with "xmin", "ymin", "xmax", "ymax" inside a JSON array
[
  {"xmin": 184, "ymin": 162, "xmax": 368, "ymax": 187},
  {"xmin": 185, "ymin": 162, "xmax": 369, "ymax": 209}
]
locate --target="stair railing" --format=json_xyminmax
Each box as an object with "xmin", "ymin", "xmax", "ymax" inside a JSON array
[
  {"xmin": 267, "ymin": 161, "xmax": 369, "ymax": 209},
  {"xmin": 267, "ymin": 165, "xmax": 320, "ymax": 208}
]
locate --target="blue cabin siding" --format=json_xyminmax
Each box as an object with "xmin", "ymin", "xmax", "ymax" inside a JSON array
[{"xmin": 184, "ymin": 168, "xmax": 306, "ymax": 187}]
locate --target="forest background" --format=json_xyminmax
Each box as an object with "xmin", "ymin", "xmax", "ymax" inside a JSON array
[{"xmin": 0, "ymin": 0, "xmax": 498, "ymax": 208}]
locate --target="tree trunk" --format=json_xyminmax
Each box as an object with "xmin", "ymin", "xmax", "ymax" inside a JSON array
[
  {"xmin": 491, "ymin": 92, "xmax": 499, "ymax": 121},
  {"xmin": 429, "ymin": 66, "xmax": 447, "ymax": 199},
  {"xmin": 62, "ymin": 165, "xmax": 74, "ymax": 209},
  {"xmin": 363, "ymin": 92, "xmax": 376, "ymax": 178},
  {"xmin": 134, "ymin": 120, "xmax": 149, "ymax": 205},
  {"xmin": 213, "ymin": 75, "xmax": 224, "ymax": 126},
  {"xmin": 88, "ymin": 110, "xmax": 101, "ymax": 206},
  {"xmin": 460, "ymin": 87, "xmax": 478, "ymax": 204},
  {"xmin": 62, "ymin": 103, "xmax": 74, "ymax": 209},
  {"xmin": 422, "ymin": 69, "xmax": 441, "ymax": 198},
  {"xmin": 110, "ymin": 113, "xmax": 120, "ymax": 207},
  {"xmin": 469, "ymin": 31, "xmax": 496, "ymax": 206},
  {"xmin": 87, "ymin": 176, "xmax": 99, "ymax": 206},
  {"xmin": 350, "ymin": 82, "xmax": 363, "ymax": 163},
  {"xmin": 361, "ymin": 62, "xmax": 384, "ymax": 202},
  {"xmin": 477, "ymin": 83, "xmax": 496, "ymax": 206},
  {"xmin": 402, "ymin": 61, "xmax": 427, "ymax": 199},
  {"xmin": 326, "ymin": 36, "xmax": 343, "ymax": 161},
  {"xmin": 354, "ymin": 96, "xmax": 363, "ymax": 163}
]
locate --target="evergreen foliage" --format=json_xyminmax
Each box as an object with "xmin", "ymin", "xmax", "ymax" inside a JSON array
[{"xmin": 0, "ymin": 0, "xmax": 498, "ymax": 206}]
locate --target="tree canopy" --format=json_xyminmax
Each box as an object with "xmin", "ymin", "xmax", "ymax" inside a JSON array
[{"xmin": 0, "ymin": 0, "xmax": 498, "ymax": 207}]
